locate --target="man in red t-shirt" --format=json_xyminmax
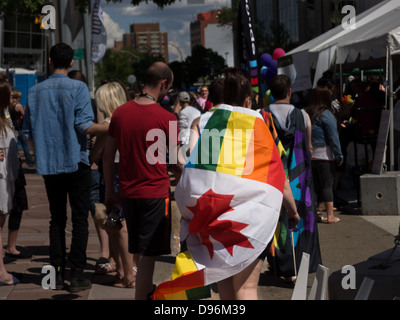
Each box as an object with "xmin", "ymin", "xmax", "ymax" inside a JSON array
[{"xmin": 103, "ymin": 62, "xmax": 181, "ymax": 300}]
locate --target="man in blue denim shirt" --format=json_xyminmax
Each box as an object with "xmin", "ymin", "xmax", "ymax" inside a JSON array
[{"xmin": 24, "ymin": 43, "xmax": 107, "ymax": 293}]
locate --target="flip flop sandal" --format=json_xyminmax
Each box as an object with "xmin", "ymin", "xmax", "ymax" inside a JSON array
[
  {"xmin": 113, "ymin": 278, "xmax": 136, "ymax": 288},
  {"xmin": 0, "ymin": 275, "xmax": 20, "ymax": 286},
  {"xmin": 95, "ymin": 262, "xmax": 116, "ymax": 274},
  {"xmin": 327, "ymin": 217, "xmax": 341, "ymax": 224}
]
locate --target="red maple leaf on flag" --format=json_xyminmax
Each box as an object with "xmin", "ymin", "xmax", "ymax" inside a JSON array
[{"xmin": 187, "ymin": 189, "xmax": 254, "ymax": 259}]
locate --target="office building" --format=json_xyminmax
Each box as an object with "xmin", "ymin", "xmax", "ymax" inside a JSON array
[
  {"xmin": 255, "ymin": 0, "xmax": 385, "ymax": 47},
  {"xmin": 190, "ymin": 9, "xmax": 234, "ymax": 67},
  {"xmin": 122, "ymin": 22, "xmax": 169, "ymax": 63}
]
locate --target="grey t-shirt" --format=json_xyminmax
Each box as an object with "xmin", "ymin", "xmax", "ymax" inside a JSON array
[{"xmin": 269, "ymin": 103, "xmax": 309, "ymax": 130}]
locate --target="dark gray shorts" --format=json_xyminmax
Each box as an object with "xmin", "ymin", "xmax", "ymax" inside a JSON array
[{"xmin": 122, "ymin": 197, "xmax": 171, "ymax": 256}]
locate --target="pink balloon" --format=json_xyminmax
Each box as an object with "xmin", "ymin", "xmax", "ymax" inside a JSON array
[{"xmin": 273, "ymin": 48, "xmax": 286, "ymax": 60}]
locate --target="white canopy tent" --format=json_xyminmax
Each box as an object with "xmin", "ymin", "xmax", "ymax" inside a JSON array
[
  {"xmin": 288, "ymin": 0, "xmax": 400, "ymax": 84},
  {"xmin": 286, "ymin": 0, "xmax": 400, "ymax": 171}
]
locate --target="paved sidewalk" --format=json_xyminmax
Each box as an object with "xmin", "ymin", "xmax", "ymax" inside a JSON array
[{"xmin": 1, "ymin": 164, "xmax": 399, "ymax": 300}]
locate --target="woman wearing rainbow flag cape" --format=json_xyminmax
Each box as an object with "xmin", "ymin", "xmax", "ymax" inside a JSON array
[{"xmin": 152, "ymin": 69, "xmax": 299, "ymax": 300}]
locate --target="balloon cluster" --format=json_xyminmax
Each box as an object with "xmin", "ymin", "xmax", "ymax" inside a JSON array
[
  {"xmin": 260, "ymin": 48, "xmax": 286, "ymax": 106},
  {"xmin": 260, "ymin": 48, "xmax": 286, "ymax": 82},
  {"xmin": 341, "ymin": 95, "xmax": 354, "ymax": 105}
]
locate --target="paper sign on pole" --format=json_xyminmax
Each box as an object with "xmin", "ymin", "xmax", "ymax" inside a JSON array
[{"xmin": 278, "ymin": 51, "xmax": 312, "ymax": 93}]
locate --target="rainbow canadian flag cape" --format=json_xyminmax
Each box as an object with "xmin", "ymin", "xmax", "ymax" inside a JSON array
[{"xmin": 153, "ymin": 105, "xmax": 285, "ymax": 300}]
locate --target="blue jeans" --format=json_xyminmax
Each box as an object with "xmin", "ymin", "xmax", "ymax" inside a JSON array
[
  {"xmin": 89, "ymin": 169, "xmax": 100, "ymax": 218},
  {"xmin": 18, "ymin": 130, "xmax": 34, "ymax": 166},
  {"xmin": 43, "ymin": 163, "xmax": 91, "ymax": 269}
]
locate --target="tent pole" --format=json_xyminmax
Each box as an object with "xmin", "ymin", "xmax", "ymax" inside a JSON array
[
  {"xmin": 389, "ymin": 53, "xmax": 394, "ymax": 171},
  {"xmin": 339, "ymin": 64, "xmax": 343, "ymax": 99}
]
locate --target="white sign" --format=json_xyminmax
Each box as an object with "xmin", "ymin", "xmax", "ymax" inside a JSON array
[{"xmin": 278, "ymin": 51, "xmax": 312, "ymax": 93}]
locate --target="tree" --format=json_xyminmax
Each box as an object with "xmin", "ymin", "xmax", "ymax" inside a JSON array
[
  {"xmin": 0, "ymin": 0, "xmax": 47, "ymax": 17},
  {"xmin": 95, "ymin": 48, "xmax": 165, "ymax": 88},
  {"xmin": 95, "ymin": 49, "xmax": 134, "ymax": 87},
  {"xmin": 218, "ymin": 0, "xmax": 239, "ymax": 32},
  {"xmin": 131, "ymin": 52, "xmax": 165, "ymax": 87},
  {"xmin": 0, "ymin": 0, "xmax": 181, "ymax": 16},
  {"xmin": 169, "ymin": 60, "xmax": 185, "ymax": 89},
  {"xmin": 184, "ymin": 45, "xmax": 226, "ymax": 86}
]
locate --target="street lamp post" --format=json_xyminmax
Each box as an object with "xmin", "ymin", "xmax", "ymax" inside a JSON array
[
  {"xmin": 120, "ymin": 50, "xmax": 141, "ymax": 62},
  {"xmin": 167, "ymin": 43, "xmax": 184, "ymax": 62},
  {"xmin": 120, "ymin": 50, "xmax": 141, "ymax": 87},
  {"xmin": 164, "ymin": 43, "xmax": 185, "ymax": 90}
]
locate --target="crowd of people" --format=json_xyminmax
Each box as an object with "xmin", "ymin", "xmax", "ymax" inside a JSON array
[{"xmin": 0, "ymin": 42, "xmax": 387, "ymax": 299}]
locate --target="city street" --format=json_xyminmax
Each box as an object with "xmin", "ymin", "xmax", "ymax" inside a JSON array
[{"xmin": 1, "ymin": 162, "xmax": 399, "ymax": 301}]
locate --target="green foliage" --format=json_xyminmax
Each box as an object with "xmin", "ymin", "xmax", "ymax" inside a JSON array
[
  {"xmin": 0, "ymin": 0, "xmax": 46, "ymax": 17},
  {"xmin": 111, "ymin": 0, "xmax": 181, "ymax": 9},
  {"xmin": 75, "ymin": 0, "xmax": 182, "ymax": 13},
  {"xmin": 218, "ymin": 0, "xmax": 239, "ymax": 30},
  {"xmin": 130, "ymin": 52, "xmax": 165, "ymax": 87},
  {"xmin": 0, "ymin": 0, "xmax": 181, "ymax": 16},
  {"xmin": 184, "ymin": 45, "xmax": 226, "ymax": 86},
  {"xmin": 94, "ymin": 48, "xmax": 165, "ymax": 88},
  {"xmin": 95, "ymin": 49, "xmax": 135, "ymax": 88}
]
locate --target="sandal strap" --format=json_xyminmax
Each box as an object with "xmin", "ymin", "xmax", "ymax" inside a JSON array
[{"xmin": 100, "ymin": 262, "xmax": 116, "ymax": 268}]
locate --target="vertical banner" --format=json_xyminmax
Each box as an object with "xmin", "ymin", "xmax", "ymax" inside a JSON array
[
  {"xmin": 237, "ymin": 0, "xmax": 260, "ymax": 97},
  {"xmin": 91, "ymin": 0, "xmax": 107, "ymax": 63}
]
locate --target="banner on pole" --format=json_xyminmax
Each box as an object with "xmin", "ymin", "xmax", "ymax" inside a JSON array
[
  {"xmin": 237, "ymin": 0, "xmax": 260, "ymax": 96},
  {"xmin": 91, "ymin": 0, "xmax": 107, "ymax": 63}
]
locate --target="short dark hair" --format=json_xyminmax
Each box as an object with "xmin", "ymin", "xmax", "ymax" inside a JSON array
[
  {"xmin": 317, "ymin": 77, "xmax": 335, "ymax": 90},
  {"xmin": 269, "ymin": 75, "xmax": 291, "ymax": 101},
  {"xmin": 144, "ymin": 62, "xmax": 173, "ymax": 88},
  {"xmin": 208, "ymin": 78, "xmax": 224, "ymax": 106},
  {"xmin": 223, "ymin": 68, "xmax": 252, "ymax": 107},
  {"xmin": 68, "ymin": 70, "xmax": 87, "ymax": 85},
  {"xmin": 50, "ymin": 43, "xmax": 73, "ymax": 70}
]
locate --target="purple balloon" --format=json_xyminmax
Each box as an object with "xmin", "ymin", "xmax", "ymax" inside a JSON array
[
  {"xmin": 269, "ymin": 60, "xmax": 278, "ymax": 74},
  {"xmin": 262, "ymin": 67, "xmax": 275, "ymax": 82},
  {"xmin": 260, "ymin": 66, "xmax": 267, "ymax": 73},
  {"xmin": 260, "ymin": 53, "xmax": 273, "ymax": 67}
]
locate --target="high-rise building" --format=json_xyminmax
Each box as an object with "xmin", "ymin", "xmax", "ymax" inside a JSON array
[
  {"xmin": 122, "ymin": 22, "xmax": 169, "ymax": 63},
  {"xmin": 255, "ymin": 0, "xmax": 385, "ymax": 47},
  {"xmin": 190, "ymin": 9, "xmax": 234, "ymax": 67}
]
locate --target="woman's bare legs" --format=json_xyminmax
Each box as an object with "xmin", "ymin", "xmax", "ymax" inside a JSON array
[
  {"xmin": 217, "ymin": 258, "xmax": 264, "ymax": 300},
  {"xmin": 0, "ymin": 215, "xmax": 13, "ymax": 284},
  {"xmin": 114, "ymin": 221, "xmax": 136, "ymax": 287}
]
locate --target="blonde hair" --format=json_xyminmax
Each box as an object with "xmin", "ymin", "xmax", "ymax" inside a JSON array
[{"xmin": 95, "ymin": 82, "xmax": 127, "ymax": 119}]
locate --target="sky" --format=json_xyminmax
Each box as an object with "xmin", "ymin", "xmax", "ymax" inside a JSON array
[{"xmin": 101, "ymin": 0, "xmax": 231, "ymax": 62}]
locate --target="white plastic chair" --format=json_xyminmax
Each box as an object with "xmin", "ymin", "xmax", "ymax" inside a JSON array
[
  {"xmin": 308, "ymin": 264, "xmax": 329, "ymax": 300},
  {"xmin": 355, "ymin": 277, "xmax": 374, "ymax": 300},
  {"xmin": 291, "ymin": 252, "xmax": 310, "ymax": 300}
]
